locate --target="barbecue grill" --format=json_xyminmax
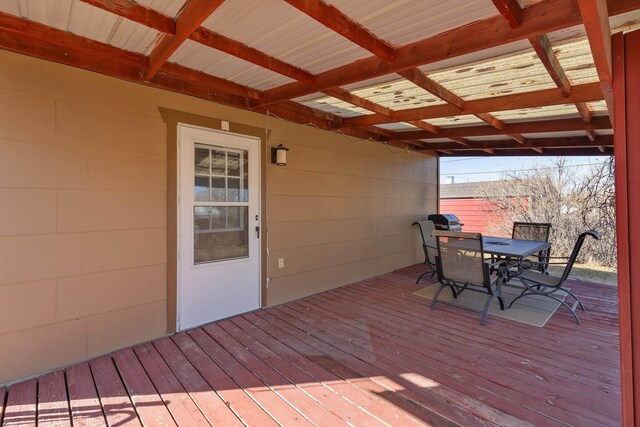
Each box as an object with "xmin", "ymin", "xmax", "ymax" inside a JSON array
[{"xmin": 427, "ymin": 213, "xmax": 463, "ymax": 232}]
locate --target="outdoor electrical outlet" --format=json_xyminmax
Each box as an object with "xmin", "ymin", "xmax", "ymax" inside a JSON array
[{"xmin": 278, "ymin": 258, "xmax": 285, "ymax": 269}]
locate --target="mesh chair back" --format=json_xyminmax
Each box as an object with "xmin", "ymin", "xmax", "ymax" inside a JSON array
[
  {"xmin": 433, "ymin": 230, "xmax": 486, "ymax": 285},
  {"xmin": 413, "ymin": 220, "xmax": 437, "ymax": 264},
  {"xmin": 512, "ymin": 222, "xmax": 552, "ymax": 242},
  {"xmin": 560, "ymin": 230, "xmax": 601, "ymax": 283}
]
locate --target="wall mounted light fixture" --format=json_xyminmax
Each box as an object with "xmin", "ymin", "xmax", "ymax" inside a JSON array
[{"xmin": 271, "ymin": 144, "xmax": 289, "ymax": 166}]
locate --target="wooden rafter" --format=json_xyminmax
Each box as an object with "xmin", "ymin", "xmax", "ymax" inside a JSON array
[
  {"xmin": 529, "ymin": 34, "xmax": 572, "ymax": 96},
  {"xmin": 577, "ymin": 0, "xmax": 614, "ymax": 118},
  {"xmin": 322, "ymin": 88, "xmax": 394, "ymax": 117},
  {"xmin": 491, "ymin": 0, "xmax": 523, "ymax": 28},
  {"xmin": 397, "ymin": 69, "xmax": 465, "ymax": 109},
  {"xmin": 0, "ymin": 13, "xmax": 431, "ymax": 151},
  {"xmin": 146, "ymin": 0, "xmax": 226, "ymax": 80},
  {"xmin": 258, "ymin": 0, "xmax": 639, "ymax": 105},
  {"xmin": 342, "ymin": 82, "xmax": 603, "ymax": 126},
  {"xmin": 389, "ymin": 116, "xmax": 611, "ymax": 140},
  {"xmin": 190, "ymin": 28, "xmax": 316, "ymax": 85},
  {"xmin": 281, "ymin": 0, "xmax": 396, "ymax": 61},
  {"xmin": 418, "ymin": 135, "xmax": 613, "ymax": 151}
]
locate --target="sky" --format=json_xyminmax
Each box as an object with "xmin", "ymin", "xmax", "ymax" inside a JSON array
[{"xmin": 439, "ymin": 155, "xmax": 612, "ymax": 184}]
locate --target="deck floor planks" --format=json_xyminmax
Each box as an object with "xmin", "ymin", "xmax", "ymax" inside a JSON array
[
  {"xmin": 151, "ymin": 337, "xmax": 244, "ymax": 427},
  {"xmin": 37, "ymin": 371, "xmax": 71, "ymax": 427},
  {"xmin": 169, "ymin": 333, "xmax": 280, "ymax": 427},
  {"xmin": 2, "ymin": 379, "xmax": 37, "ymax": 427},
  {"xmin": 89, "ymin": 356, "xmax": 141, "ymax": 427},
  {"xmin": 343, "ymin": 277, "xmax": 621, "ymax": 382},
  {"xmin": 132, "ymin": 343, "xmax": 210, "ymax": 427},
  {"xmin": 112, "ymin": 349, "xmax": 177, "ymax": 427},
  {"xmin": 251, "ymin": 310, "xmax": 505, "ymax": 427},
  {"xmin": 320, "ymin": 284, "xmax": 618, "ymax": 415},
  {"xmin": 187, "ymin": 328, "xmax": 315, "ymax": 426},
  {"xmin": 230, "ymin": 314, "xmax": 431, "ymax": 427},
  {"xmin": 66, "ymin": 362, "xmax": 107, "ymax": 427},
  {"xmin": 218, "ymin": 318, "xmax": 390, "ymax": 427},
  {"xmin": 0, "ymin": 265, "xmax": 622, "ymax": 427},
  {"xmin": 289, "ymin": 290, "xmax": 614, "ymax": 426},
  {"xmin": 202, "ymin": 323, "xmax": 350, "ymax": 427}
]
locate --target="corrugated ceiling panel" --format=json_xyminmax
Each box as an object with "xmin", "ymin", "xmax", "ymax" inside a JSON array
[
  {"xmin": 298, "ymin": 96, "xmax": 372, "ymax": 117},
  {"xmin": 0, "ymin": 0, "xmax": 160, "ymax": 54},
  {"xmin": 427, "ymin": 48, "xmax": 557, "ymax": 101},
  {"xmin": 136, "ymin": 0, "xmax": 184, "ymax": 18},
  {"xmin": 464, "ymin": 135, "xmax": 513, "ymax": 141},
  {"xmin": 492, "ymin": 104, "xmax": 580, "ymax": 122},
  {"xmin": 377, "ymin": 123, "xmax": 418, "ymax": 131},
  {"xmin": 326, "ymin": 0, "xmax": 497, "ymax": 46},
  {"xmin": 352, "ymin": 76, "xmax": 447, "ymax": 111},
  {"xmin": 170, "ymin": 39, "xmax": 295, "ymax": 90},
  {"xmin": 201, "ymin": 0, "xmax": 371, "ymax": 74},
  {"xmin": 428, "ymin": 115, "xmax": 486, "ymax": 127},
  {"xmin": 522, "ymin": 131, "xmax": 594, "ymax": 139}
]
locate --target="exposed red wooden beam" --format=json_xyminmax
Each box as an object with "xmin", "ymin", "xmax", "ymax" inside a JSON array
[
  {"xmin": 258, "ymin": 0, "xmax": 640, "ymax": 106},
  {"xmin": 449, "ymin": 138, "xmax": 471, "ymax": 147},
  {"xmin": 491, "ymin": 0, "xmax": 523, "ymax": 28},
  {"xmin": 578, "ymin": 0, "xmax": 614, "ymax": 118},
  {"xmin": 407, "ymin": 120, "xmax": 442, "ymax": 134},
  {"xmin": 190, "ymin": 28, "xmax": 316, "ymax": 85},
  {"xmin": 507, "ymin": 134, "xmax": 526, "ymax": 144},
  {"xmin": 434, "ymin": 146, "xmax": 613, "ymax": 156},
  {"xmin": 529, "ymin": 34, "xmax": 572, "ymax": 96},
  {"xmin": 398, "ymin": 69, "xmax": 465, "ymax": 109},
  {"xmin": 146, "ymin": 0, "xmax": 225, "ymax": 80},
  {"xmin": 344, "ymin": 82, "xmax": 603, "ymax": 127},
  {"xmin": 474, "ymin": 112, "xmax": 506, "ymax": 130},
  {"xmin": 281, "ymin": 0, "xmax": 396, "ymax": 61},
  {"xmin": 78, "ymin": 0, "xmax": 175, "ymax": 33},
  {"xmin": 587, "ymin": 130, "xmax": 598, "ymax": 141},
  {"xmin": 389, "ymin": 115, "xmax": 611, "ymax": 140},
  {"xmin": 414, "ymin": 135, "xmax": 612, "ymax": 150},
  {"xmin": 0, "ymin": 13, "xmax": 399, "ymax": 149},
  {"xmin": 322, "ymin": 88, "xmax": 394, "ymax": 117}
]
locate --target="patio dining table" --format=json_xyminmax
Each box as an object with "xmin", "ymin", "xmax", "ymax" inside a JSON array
[{"xmin": 482, "ymin": 236, "xmax": 551, "ymax": 259}]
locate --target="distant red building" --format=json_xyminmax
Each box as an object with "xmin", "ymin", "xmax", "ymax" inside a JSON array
[{"xmin": 439, "ymin": 181, "xmax": 527, "ymax": 235}]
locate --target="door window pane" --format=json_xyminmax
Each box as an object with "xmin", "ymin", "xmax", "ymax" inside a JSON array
[
  {"xmin": 194, "ymin": 148, "xmax": 210, "ymax": 174},
  {"xmin": 194, "ymin": 176, "xmax": 209, "ymax": 202},
  {"xmin": 227, "ymin": 152, "xmax": 240, "ymax": 177},
  {"xmin": 211, "ymin": 150, "xmax": 226, "ymax": 175},
  {"xmin": 228, "ymin": 178, "xmax": 240, "ymax": 202},
  {"xmin": 194, "ymin": 206, "xmax": 248, "ymax": 263},
  {"xmin": 211, "ymin": 177, "xmax": 226, "ymax": 202}
]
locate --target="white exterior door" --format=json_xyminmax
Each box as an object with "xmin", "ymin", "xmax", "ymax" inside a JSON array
[{"xmin": 177, "ymin": 124, "xmax": 261, "ymax": 331}]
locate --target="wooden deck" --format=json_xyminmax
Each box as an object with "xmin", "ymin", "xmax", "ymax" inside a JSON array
[{"xmin": 0, "ymin": 265, "xmax": 621, "ymax": 426}]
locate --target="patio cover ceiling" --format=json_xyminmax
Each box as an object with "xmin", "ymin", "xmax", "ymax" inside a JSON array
[{"xmin": 1, "ymin": 0, "xmax": 639, "ymax": 157}]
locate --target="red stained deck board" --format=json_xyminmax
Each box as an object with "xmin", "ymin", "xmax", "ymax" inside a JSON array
[
  {"xmin": 112, "ymin": 349, "xmax": 177, "ymax": 427},
  {"xmin": 151, "ymin": 337, "xmax": 244, "ymax": 427},
  {"xmin": 169, "ymin": 333, "xmax": 279, "ymax": 427},
  {"xmin": 230, "ymin": 314, "xmax": 428, "ymax": 427},
  {"xmin": 217, "ymin": 318, "xmax": 389, "ymax": 427},
  {"xmin": 301, "ymin": 288, "xmax": 617, "ymax": 425},
  {"xmin": 330, "ymin": 282, "xmax": 620, "ymax": 403},
  {"xmin": 132, "ymin": 343, "xmax": 209, "ymax": 427},
  {"xmin": 0, "ymin": 265, "xmax": 621, "ymax": 427},
  {"xmin": 3, "ymin": 379, "xmax": 37, "ymax": 427},
  {"xmin": 187, "ymin": 328, "xmax": 315, "ymax": 427},
  {"xmin": 66, "ymin": 362, "xmax": 107, "ymax": 427},
  {"xmin": 202, "ymin": 323, "xmax": 349, "ymax": 427},
  {"xmin": 89, "ymin": 356, "xmax": 141, "ymax": 427},
  {"xmin": 37, "ymin": 371, "xmax": 71, "ymax": 427}
]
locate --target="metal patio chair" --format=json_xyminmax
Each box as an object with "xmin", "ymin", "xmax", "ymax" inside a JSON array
[
  {"xmin": 508, "ymin": 230, "xmax": 601, "ymax": 324},
  {"xmin": 412, "ymin": 220, "xmax": 438, "ymax": 284},
  {"xmin": 431, "ymin": 230, "xmax": 507, "ymax": 325},
  {"xmin": 512, "ymin": 222, "xmax": 552, "ymax": 273}
]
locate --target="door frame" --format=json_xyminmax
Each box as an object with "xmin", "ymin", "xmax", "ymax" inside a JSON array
[{"xmin": 159, "ymin": 108, "xmax": 269, "ymax": 333}]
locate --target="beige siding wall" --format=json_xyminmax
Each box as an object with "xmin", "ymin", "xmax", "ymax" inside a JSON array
[{"xmin": 0, "ymin": 49, "xmax": 437, "ymax": 384}]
